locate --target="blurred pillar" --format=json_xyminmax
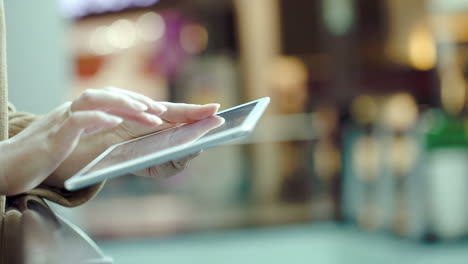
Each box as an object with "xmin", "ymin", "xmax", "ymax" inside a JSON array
[
  {"xmin": 429, "ymin": 0, "xmax": 468, "ymax": 115},
  {"xmin": 234, "ymin": 0, "xmax": 283, "ymax": 204}
]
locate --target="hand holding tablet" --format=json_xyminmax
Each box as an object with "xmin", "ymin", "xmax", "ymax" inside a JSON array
[
  {"xmin": 92, "ymin": 115, "xmax": 225, "ymax": 178},
  {"xmin": 65, "ymin": 97, "xmax": 270, "ymax": 191}
]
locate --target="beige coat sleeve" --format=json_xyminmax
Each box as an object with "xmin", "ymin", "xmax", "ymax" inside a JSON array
[{"xmin": 8, "ymin": 104, "xmax": 104, "ymax": 207}]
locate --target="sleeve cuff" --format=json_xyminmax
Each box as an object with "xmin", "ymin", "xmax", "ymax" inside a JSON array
[
  {"xmin": 24, "ymin": 182, "xmax": 105, "ymax": 208},
  {"xmin": 8, "ymin": 110, "xmax": 42, "ymax": 138}
]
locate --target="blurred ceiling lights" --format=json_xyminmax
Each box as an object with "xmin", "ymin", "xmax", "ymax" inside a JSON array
[
  {"xmin": 60, "ymin": 0, "xmax": 160, "ymax": 18},
  {"xmin": 107, "ymin": 19, "xmax": 137, "ymax": 49},
  {"xmin": 89, "ymin": 26, "xmax": 115, "ymax": 55},
  {"xmin": 88, "ymin": 11, "xmax": 165, "ymax": 55},
  {"xmin": 137, "ymin": 12, "xmax": 165, "ymax": 42}
]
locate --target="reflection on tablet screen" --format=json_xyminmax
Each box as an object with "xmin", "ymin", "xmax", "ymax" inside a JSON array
[{"xmin": 85, "ymin": 102, "xmax": 256, "ymax": 174}]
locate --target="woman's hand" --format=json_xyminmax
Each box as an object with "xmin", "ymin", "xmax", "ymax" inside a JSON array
[
  {"xmin": 0, "ymin": 87, "xmax": 218, "ymax": 194},
  {"xmin": 45, "ymin": 88, "xmax": 220, "ymax": 188},
  {"xmin": 0, "ymin": 87, "xmax": 166, "ymax": 195}
]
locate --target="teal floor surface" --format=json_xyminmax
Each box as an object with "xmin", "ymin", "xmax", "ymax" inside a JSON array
[{"xmin": 98, "ymin": 223, "xmax": 468, "ymax": 264}]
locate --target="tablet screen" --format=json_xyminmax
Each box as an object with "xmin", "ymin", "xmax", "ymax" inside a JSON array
[{"xmin": 81, "ymin": 102, "xmax": 257, "ymax": 175}]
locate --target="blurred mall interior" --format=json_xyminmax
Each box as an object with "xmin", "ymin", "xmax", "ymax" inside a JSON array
[{"xmin": 6, "ymin": 0, "xmax": 468, "ymax": 263}]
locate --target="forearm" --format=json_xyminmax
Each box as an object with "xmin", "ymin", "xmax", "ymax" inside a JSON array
[
  {"xmin": 0, "ymin": 138, "xmax": 51, "ymax": 195},
  {"xmin": 0, "ymin": 140, "xmax": 12, "ymax": 194}
]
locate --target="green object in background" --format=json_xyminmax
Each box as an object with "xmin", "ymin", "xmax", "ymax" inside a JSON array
[
  {"xmin": 422, "ymin": 109, "xmax": 468, "ymax": 240},
  {"xmin": 425, "ymin": 110, "xmax": 468, "ymax": 150}
]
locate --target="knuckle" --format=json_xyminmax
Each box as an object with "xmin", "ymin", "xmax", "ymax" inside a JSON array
[
  {"xmin": 45, "ymin": 129, "xmax": 65, "ymax": 160},
  {"xmin": 66, "ymin": 113, "xmax": 80, "ymax": 127},
  {"xmin": 45, "ymin": 130, "xmax": 57, "ymax": 148},
  {"xmin": 79, "ymin": 89, "xmax": 97, "ymax": 103},
  {"xmin": 104, "ymin": 86, "xmax": 118, "ymax": 92}
]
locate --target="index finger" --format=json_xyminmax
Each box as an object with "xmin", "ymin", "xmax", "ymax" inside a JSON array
[{"xmin": 159, "ymin": 102, "xmax": 220, "ymax": 123}]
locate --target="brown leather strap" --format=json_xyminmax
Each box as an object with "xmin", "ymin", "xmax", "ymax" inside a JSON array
[
  {"xmin": 1, "ymin": 209, "xmax": 23, "ymax": 264},
  {"xmin": 0, "ymin": 0, "xmax": 8, "ymax": 142},
  {"xmin": 0, "ymin": 0, "xmax": 8, "ymax": 226},
  {"xmin": 0, "ymin": 195, "xmax": 5, "ymax": 264},
  {"xmin": 0, "ymin": 195, "xmax": 60, "ymax": 264},
  {"xmin": 0, "ymin": 195, "xmax": 4, "ymax": 221},
  {"xmin": 0, "ymin": 0, "xmax": 8, "ymax": 222},
  {"xmin": 14, "ymin": 195, "xmax": 59, "ymax": 228}
]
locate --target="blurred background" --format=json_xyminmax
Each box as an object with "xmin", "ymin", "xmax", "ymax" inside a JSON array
[{"xmin": 7, "ymin": 0, "xmax": 468, "ymax": 263}]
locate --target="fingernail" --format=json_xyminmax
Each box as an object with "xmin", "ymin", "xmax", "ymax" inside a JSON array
[
  {"xmin": 133, "ymin": 102, "xmax": 148, "ymax": 111},
  {"xmin": 206, "ymin": 103, "xmax": 221, "ymax": 110},
  {"xmin": 109, "ymin": 116, "xmax": 124, "ymax": 124},
  {"xmin": 149, "ymin": 115, "xmax": 163, "ymax": 125},
  {"xmin": 152, "ymin": 103, "xmax": 167, "ymax": 112}
]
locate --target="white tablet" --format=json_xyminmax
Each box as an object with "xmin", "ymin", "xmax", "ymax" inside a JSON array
[{"xmin": 64, "ymin": 97, "xmax": 270, "ymax": 191}]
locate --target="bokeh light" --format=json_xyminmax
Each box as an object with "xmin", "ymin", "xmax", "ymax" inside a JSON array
[
  {"xmin": 107, "ymin": 19, "xmax": 137, "ymax": 49},
  {"xmin": 89, "ymin": 26, "xmax": 115, "ymax": 55},
  {"xmin": 179, "ymin": 24, "xmax": 209, "ymax": 55},
  {"xmin": 137, "ymin": 12, "xmax": 166, "ymax": 42},
  {"xmin": 382, "ymin": 93, "xmax": 418, "ymax": 131},
  {"xmin": 351, "ymin": 95, "xmax": 379, "ymax": 125},
  {"xmin": 408, "ymin": 24, "xmax": 436, "ymax": 70}
]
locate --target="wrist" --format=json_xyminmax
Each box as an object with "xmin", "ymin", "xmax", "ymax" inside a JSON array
[
  {"xmin": 0, "ymin": 140, "xmax": 13, "ymax": 194},
  {"xmin": 45, "ymin": 132, "xmax": 113, "ymax": 189},
  {"xmin": 0, "ymin": 138, "xmax": 43, "ymax": 195}
]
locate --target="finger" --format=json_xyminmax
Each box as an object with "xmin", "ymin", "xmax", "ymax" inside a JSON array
[
  {"xmin": 55, "ymin": 111, "xmax": 123, "ymax": 145},
  {"xmin": 170, "ymin": 152, "xmax": 200, "ymax": 170},
  {"xmin": 104, "ymin": 86, "xmax": 167, "ymax": 114},
  {"xmin": 103, "ymin": 109, "xmax": 163, "ymax": 126},
  {"xmin": 159, "ymin": 102, "xmax": 220, "ymax": 123},
  {"xmin": 71, "ymin": 89, "xmax": 156, "ymax": 115},
  {"xmin": 144, "ymin": 151, "xmax": 201, "ymax": 178},
  {"xmin": 72, "ymin": 89, "xmax": 165, "ymax": 125}
]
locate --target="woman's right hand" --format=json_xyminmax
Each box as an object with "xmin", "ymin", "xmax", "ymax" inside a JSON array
[{"xmin": 0, "ymin": 88, "xmax": 166, "ymax": 195}]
